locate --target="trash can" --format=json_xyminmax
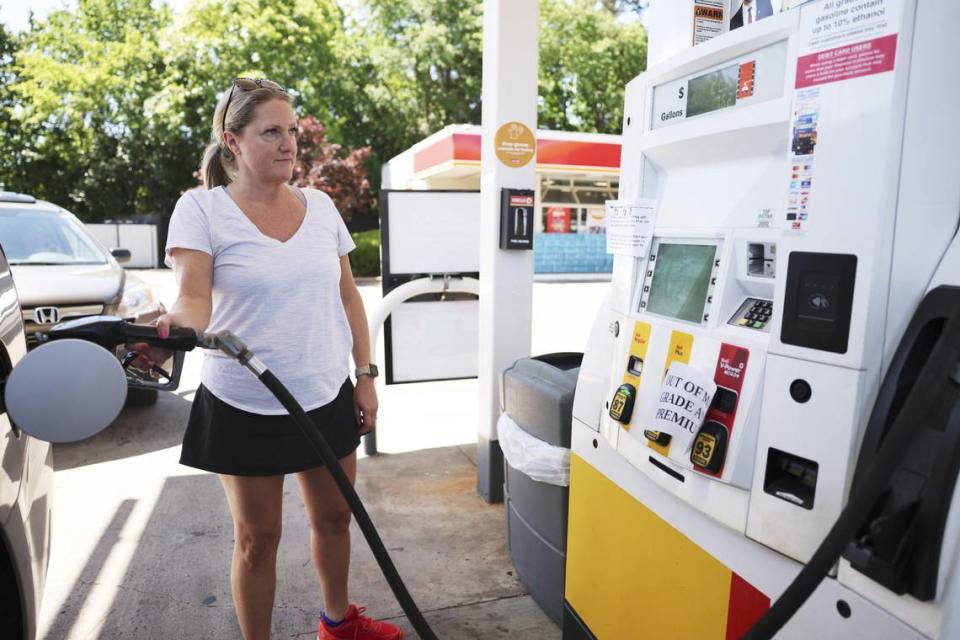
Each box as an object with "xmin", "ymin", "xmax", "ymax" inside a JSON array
[{"xmin": 500, "ymin": 352, "xmax": 582, "ymax": 626}]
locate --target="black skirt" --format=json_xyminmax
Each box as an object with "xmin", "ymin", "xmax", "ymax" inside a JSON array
[{"xmin": 180, "ymin": 378, "xmax": 362, "ymax": 476}]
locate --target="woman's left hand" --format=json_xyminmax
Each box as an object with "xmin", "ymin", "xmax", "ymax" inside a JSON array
[{"xmin": 354, "ymin": 376, "xmax": 378, "ymax": 435}]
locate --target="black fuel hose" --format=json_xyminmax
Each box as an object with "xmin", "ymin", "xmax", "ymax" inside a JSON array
[
  {"xmin": 39, "ymin": 318, "xmax": 439, "ymax": 637},
  {"xmin": 256, "ymin": 369, "xmax": 439, "ymax": 640},
  {"xmin": 742, "ymin": 394, "xmax": 918, "ymax": 640}
]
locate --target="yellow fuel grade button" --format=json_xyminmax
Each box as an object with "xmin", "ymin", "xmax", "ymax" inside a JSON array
[
  {"xmin": 691, "ymin": 421, "xmax": 729, "ymax": 474},
  {"xmin": 609, "ymin": 383, "xmax": 637, "ymax": 425},
  {"xmin": 643, "ymin": 430, "xmax": 672, "ymax": 446}
]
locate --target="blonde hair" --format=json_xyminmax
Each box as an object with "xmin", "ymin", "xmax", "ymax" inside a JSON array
[{"xmin": 200, "ymin": 79, "xmax": 294, "ymax": 188}]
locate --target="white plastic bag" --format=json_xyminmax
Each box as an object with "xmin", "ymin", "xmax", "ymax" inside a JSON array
[{"xmin": 497, "ymin": 413, "xmax": 570, "ymax": 487}]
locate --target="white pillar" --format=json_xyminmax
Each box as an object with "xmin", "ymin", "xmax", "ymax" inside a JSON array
[{"xmin": 477, "ymin": 0, "xmax": 539, "ymax": 502}]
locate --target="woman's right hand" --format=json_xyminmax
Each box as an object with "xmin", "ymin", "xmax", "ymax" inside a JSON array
[{"xmin": 129, "ymin": 313, "xmax": 178, "ymax": 369}]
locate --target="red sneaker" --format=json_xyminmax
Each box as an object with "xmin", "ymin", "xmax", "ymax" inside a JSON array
[{"xmin": 317, "ymin": 604, "xmax": 404, "ymax": 640}]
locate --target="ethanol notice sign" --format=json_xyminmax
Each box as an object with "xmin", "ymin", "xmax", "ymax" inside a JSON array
[{"xmin": 605, "ymin": 199, "xmax": 657, "ymax": 258}]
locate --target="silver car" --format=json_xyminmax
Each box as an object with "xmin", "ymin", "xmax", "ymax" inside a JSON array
[
  {"xmin": 0, "ymin": 241, "xmax": 53, "ymax": 640},
  {"xmin": 0, "ymin": 191, "xmax": 165, "ymax": 404}
]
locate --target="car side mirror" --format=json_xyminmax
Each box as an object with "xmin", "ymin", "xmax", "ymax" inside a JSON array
[{"xmin": 111, "ymin": 248, "xmax": 132, "ymax": 264}]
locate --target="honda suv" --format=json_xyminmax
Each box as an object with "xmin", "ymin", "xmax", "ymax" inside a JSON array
[{"xmin": 0, "ymin": 191, "xmax": 165, "ymax": 404}]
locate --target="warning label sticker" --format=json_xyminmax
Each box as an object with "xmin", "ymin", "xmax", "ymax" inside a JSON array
[
  {"xmin": 693, "ymin": 2, "xmax": 724, "ymax": 46},
  {"xmin": 796, "ymin": 33, "xmax": 897, "ymax": 88}
]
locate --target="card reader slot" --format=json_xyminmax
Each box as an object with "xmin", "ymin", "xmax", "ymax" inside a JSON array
[{"xmin": 747, "ymin": 242, "xmax": 776, "ymax": 278}]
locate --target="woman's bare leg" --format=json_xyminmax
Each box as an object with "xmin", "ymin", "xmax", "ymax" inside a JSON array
[
  {"xmin": 220, "ymin": 473, "xmax": 285, "ymax": 640},
  {"xmin": 296, "ymin": 452, "xmax": 357, "ymax": 621}
]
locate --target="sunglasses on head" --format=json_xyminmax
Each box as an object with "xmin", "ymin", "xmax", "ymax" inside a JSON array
[{"xmin": 221, "ymin": 77, "xmax": 288, "ymax": 135}]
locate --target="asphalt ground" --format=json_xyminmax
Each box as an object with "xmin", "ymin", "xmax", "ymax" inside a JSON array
[{"xmin": 36, "ymin": 270, "xmax": 607, "ymax": 640}]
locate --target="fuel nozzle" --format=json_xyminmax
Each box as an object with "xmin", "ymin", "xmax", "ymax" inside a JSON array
[
  {"xmin": 36, "ymin": 316, "xmax": 269, "ymax": 378},
  {"xmin": 36, "ymin": 315, "xmax": 201, "ymax": 352}
]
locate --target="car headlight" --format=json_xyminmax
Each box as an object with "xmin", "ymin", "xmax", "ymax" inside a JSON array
[{"xmin": 115, "ymin": 281, "xmax": 157, "ymax": 320}]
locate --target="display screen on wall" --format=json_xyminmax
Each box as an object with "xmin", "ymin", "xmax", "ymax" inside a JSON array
[
  {"xmin": 686, "ymin": 64, "xmax": 740, "ymax": 118},
  {"xmin": 646, "ymin": 243, "xmax": 718, "ymax": 323}
]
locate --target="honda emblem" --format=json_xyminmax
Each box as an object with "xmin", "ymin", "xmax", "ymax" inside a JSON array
[{"xmin": 34, "ymin": 307, "xmax": 61, "ymax": 324}]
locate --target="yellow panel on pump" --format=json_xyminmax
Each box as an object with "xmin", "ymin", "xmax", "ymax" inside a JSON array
[
  {"xmin": 647, "ymin": 330, "xmax": 694, "ymax": 456},
  {"xmin": 620, "ymin": 321, "xmax": 651, "ymax": 431},
  {"xmin": 565, "ymin": 454, "xmax": 732, "ymax": 639}
]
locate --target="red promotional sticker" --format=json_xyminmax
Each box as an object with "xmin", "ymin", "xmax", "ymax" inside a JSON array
[
  {"xmin": 737, "ymin": 61, "xmax": 756, "ymax": 99},
  {"xmin": 710, "ymin": 344, "xmax": 749, "ymax": 419},
  {"xmin": 796, "ymin": 33, "xmax": 897, "ymax": 89},
  {"xmin": 695, "ymin": 344, "xmax": 750, "ymax": 477}
]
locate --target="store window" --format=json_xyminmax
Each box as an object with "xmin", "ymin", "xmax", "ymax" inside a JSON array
[{"xmin": 539, "ymin": 176, "xmax": 618, "ymax": 234}]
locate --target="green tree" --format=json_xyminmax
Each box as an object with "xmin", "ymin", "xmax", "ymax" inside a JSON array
[
  {"xmin": 170, "ymin": 0, "xmax": 345, "ymax": 142},
  {"xmin": 539, "ymin": 0, "xmax": 647, "ymax": 133},
  {"xmin": 258, "ymin": 0, "xmax": 642, "ymax": 220},
  {"xmin": 335, "ymin": 0, "xmax": 646, "ymax": 163},
  {"xmin": 292, "ymin": 115, "xmax": 373, "ymax": 224},
  {"xmin": 599, "ymin": 0, "xmax": 649, "ymax": 18},
  {"xmin": 0, "ymin": 23, "xmax": 21, "ymax": 191},
  {"xmin": 326, "ymin": 0, "xmax": 484, "ymax": 179},
  {"xmin": 4, "ymin": 0, "xmax": 181, "ymax": 219},
  {"xmin": 0, "ymin": 0, "xmax": 646, "ymax": 224},
  {"xmin": 1, "ymin": 0, "xmax": 350, "ymax": 220}
]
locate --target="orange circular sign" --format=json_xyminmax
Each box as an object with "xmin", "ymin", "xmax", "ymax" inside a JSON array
[{"xmin": 494, "ymin": 122, "xmax": 536, "ymax": 168}]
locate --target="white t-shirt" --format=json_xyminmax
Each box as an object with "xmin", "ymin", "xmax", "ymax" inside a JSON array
[{"xmin": 165, "ymin": 186, "xmax": 357, "ymax": 414}]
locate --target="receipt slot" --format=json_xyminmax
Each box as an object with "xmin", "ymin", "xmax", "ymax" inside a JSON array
[{"xmin": 500, "ymin": 188, "xmax": 534, "ymax": 250}]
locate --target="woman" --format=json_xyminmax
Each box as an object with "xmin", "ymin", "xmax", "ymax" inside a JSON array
[{"xmin": 143, "ymin": 78, "xmax": 402, "ymax": 640}]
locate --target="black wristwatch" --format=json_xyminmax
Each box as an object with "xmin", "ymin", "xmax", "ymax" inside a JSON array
[{"xmin": 355, "ymin": 364, "xmax": 379, "ymax": 379}]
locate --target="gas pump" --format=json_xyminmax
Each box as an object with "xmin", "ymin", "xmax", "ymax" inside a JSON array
[{"xmin": 564, "ymin": 1, "xmax": 960, "ymax": 638}]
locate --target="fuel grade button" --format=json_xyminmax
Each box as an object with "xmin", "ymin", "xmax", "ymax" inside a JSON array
[
  {"xmin": 691, "ymin": 421, "xmax": 729, "ymax": 474},
  {"xmin": 643, "ymin": 430, "xmax": 671, "ymax": 445},
  {"xmin": 609, "ymin": 383, "xmax": 637, "ymax": 424}
]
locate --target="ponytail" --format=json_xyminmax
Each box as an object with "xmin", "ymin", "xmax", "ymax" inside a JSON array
[{"xmin": 201, "ymin": 141, "xmax": 232, "ymax": 189}]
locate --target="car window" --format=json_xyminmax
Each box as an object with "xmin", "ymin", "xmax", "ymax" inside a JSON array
[{"xmin": 0, "ymin": 209, "xmax": 107, "ymax": 265}]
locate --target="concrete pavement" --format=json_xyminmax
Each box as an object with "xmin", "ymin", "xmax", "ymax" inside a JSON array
[{"xmin": 37, "ymin": 271, "xmax": 607, "ymax": 639}]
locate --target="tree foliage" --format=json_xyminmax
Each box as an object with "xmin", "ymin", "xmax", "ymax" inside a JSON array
[
  {"xmin": 2, "ymin": 0, "xmax": 182, "ymax": 219},
  {"xmin": 539, "ymin": 0, "xmax": 647, "ymax": 133},
  {"xmin": 0, "ymin": 23, "xmax": 19, "ymax": 190},
  {"xmin": 324, "ymin": 0, "xmax": 485, "ymax": 187},
  {"xmin": 0, "ymin": 0, "xmax": 646, "ymax": 223},
  {"xmin": 169, "ymin": 0, "xmax": 345, "ymax": 142},
  {"xmin": 599, "ymin": 0, "xmax": 648, "ymax": 17},
  {"xmin": 292, "ymin": 116, "xmax": 372, "ymax": 224}
]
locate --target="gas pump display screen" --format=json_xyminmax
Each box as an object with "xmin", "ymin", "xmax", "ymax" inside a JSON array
[
  {"xmin": 687, "ymin": 64, "xmax": 739, "ymax": 118},
  {"xmin": 646, "ymin": 244, "xmax": 717, "ymax": 324}
]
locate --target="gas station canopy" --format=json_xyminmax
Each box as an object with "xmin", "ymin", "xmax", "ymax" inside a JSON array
[{"xmin": 385, "ymin": 124, "xmax": 622, "ymax": 189}]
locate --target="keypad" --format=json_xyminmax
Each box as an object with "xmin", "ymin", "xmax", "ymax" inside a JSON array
[{"xmin": 731, "ymin": 298, "xmax": 773, "ymax": 331}]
